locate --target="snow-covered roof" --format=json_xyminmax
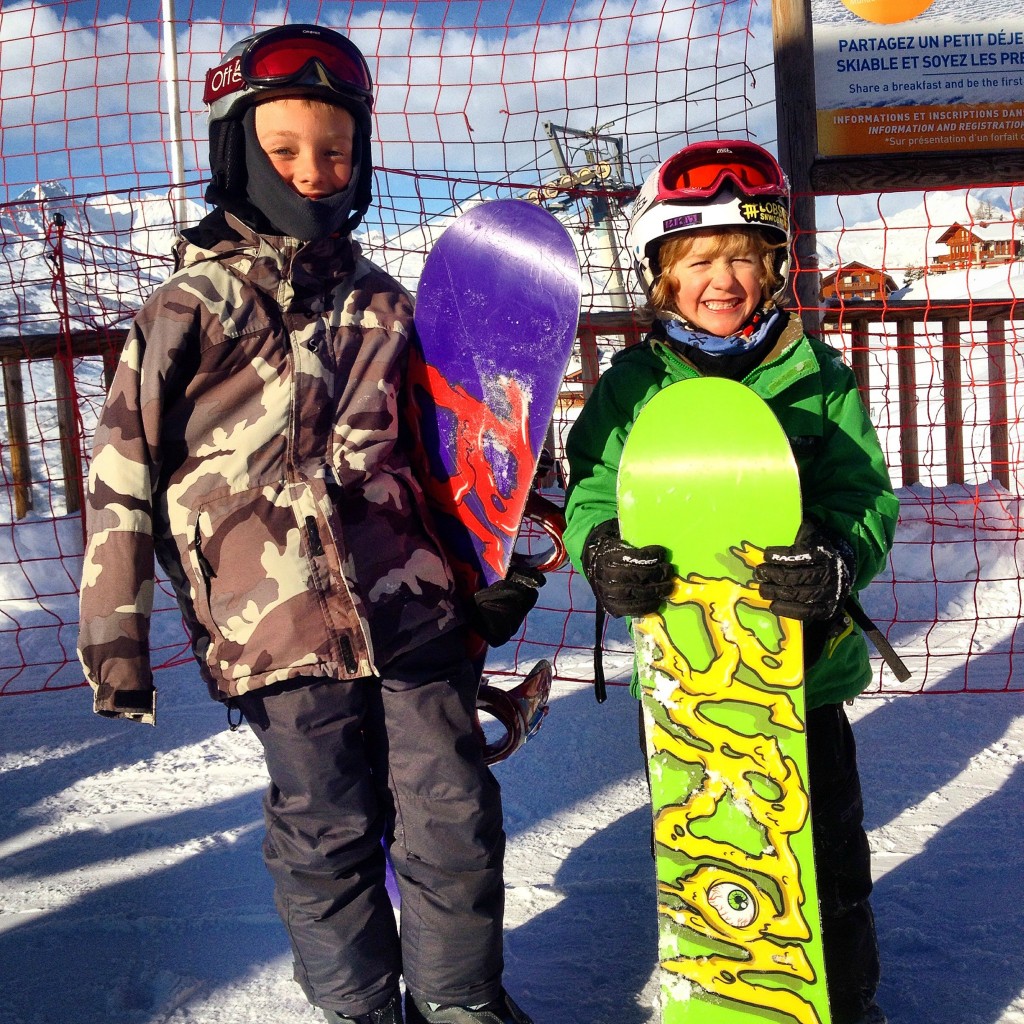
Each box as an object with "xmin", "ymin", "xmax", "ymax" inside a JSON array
[{"xmin": 935, "ymin": 220, "xmax": 1020, "ymax": 245}]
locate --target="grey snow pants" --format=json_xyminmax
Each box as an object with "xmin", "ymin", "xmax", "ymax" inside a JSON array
[{"xmin": 235, "ymin": 632, "xmax": 506, "ymax": 1018}]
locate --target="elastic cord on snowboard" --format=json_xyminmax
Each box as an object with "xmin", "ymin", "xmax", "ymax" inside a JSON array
[
  {"xmin": 589, "ymin": 596, "xmax": 909, "ymax": 705},
  {"xmin": 593, "ymin": 602, "xmax": 607, "ymax": 703}
]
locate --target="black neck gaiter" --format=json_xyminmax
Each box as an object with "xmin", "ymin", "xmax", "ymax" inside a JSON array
[{"xmin": 241, "ymin": 106, "xmax": 362, "ymax": 242}]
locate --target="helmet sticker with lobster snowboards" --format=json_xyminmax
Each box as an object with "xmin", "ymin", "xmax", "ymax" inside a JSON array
[{"xmin": 738, "ymin": 200, "xmax": 788, "ymax": 233}]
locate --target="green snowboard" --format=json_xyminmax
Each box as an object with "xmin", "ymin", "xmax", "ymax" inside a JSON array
[{"xmin": 617, "ymin": 377, "xmax": 832, "ymax": 1024}]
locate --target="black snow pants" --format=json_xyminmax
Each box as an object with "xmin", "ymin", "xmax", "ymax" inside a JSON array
[
  {"xmin": 235, "ymin": 632, "xmax": 506, "ymax": 1018},
  {"xmin": 638, "ymin": 700, "xmax": 879, "ymax": 1024},
  {"xmin": 807, "ymin": 702, "xmax": 881, "ymax": 1024}
]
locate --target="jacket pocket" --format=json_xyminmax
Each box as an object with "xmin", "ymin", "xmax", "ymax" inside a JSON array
[{"xmin": 184, "ymin": 483, "xmax": 346, "ymax": 681}]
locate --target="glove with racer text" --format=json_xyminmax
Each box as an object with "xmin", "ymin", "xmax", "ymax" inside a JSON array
[
  {"xmin": 753, "ymin": 520, "xmax": 856, "ymax": 622},
  {"xmin": 581, "ymin": 520, "xmax": 674, "ymax": 618}
]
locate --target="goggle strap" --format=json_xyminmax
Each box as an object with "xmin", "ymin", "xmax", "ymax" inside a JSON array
[{"xmin": 204, "ymin": 56, "xmax": 245, "ymax": 106}]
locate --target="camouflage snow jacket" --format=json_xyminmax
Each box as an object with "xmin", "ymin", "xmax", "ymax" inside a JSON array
[{"xmin": 78, "ymin": 210, "xmax": 460, "ymax": 724}]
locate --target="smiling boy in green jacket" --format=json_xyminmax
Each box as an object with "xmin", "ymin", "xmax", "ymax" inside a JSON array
[{"xmin": 564, "ymin": 140, "xmax": 898, "ymax": 1024}]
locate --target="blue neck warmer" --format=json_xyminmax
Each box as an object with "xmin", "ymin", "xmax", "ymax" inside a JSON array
[{"xmin": 662, "ymin": 307, "xmax": 783, "ymax": 356}]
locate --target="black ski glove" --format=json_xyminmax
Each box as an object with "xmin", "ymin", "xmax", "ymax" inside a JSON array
[
  {"xmin": 753, "ymin": 520, "xmax": 856, "ymax": 622},
  {"xmin": 581, "ymin": 520, "xmax": 674, "ymax": 618},
  {"xmin": 469, "ymin": 565, "xmax": 546, "ymax": 647}
]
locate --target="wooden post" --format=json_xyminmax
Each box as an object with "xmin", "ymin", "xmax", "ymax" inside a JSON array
[
  {"xmin": 849, "ymin": 316, "xmax": 871, "ymax": 409},
  {"xmin": 941, "ymin": 317, "xmax": 964, "ymax": 486},
  {"xmin": 578, "ymin": 326, "xmax": 601, "ymax": 401},
  {"xmin": 895, "ymin": 316, "xmax": 919, "ymax": 487},
  {"xmin": 986, "ymin": 316, "xmax": 1009, "ymax": 489},
  {"xmin": 52, "ymin": 354, "xmax": 84, "ymax": 516},
  {"xmin": 772, "ymin": 0, "xmax": 820, "ymax": 335},
  {"xmin": 2, "ymin": 356, "xmax": 33, "ymax": 519},
  {"xmin": 102, "ymin": 345, "xmax": 119, "ymax": 390}
]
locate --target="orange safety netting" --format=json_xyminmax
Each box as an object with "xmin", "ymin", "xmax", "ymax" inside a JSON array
[{"xmin": 2, "ymin": 1, "xmax": 1023, "ymax": 698}]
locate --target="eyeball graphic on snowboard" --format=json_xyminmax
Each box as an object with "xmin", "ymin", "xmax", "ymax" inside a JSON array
[{"xmin": 707, "ymin": 880, "xmax": 759, "ymax": 929}]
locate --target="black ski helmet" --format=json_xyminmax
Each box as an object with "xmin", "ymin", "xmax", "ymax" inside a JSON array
[{"xmin": 203, "ymin": 24, "xmax": 375, "ymax": 236}]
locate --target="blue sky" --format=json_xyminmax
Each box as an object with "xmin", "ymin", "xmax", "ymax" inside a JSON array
[
  {"xmin": 1, "ymin": 1, "xmax": 775, "ymax": 207},
  {"xmin": 4, "ymin": 0, "xmax": 943, "ymax": 238},
  {"xmin": 2, "ymin": 3, "xmax": 1006, "ymax": 267}
]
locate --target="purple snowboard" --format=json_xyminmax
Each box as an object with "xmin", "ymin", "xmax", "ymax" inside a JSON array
[{"xmin": 407, "ymin": 200, "xmax": 581, "ymax": 596}]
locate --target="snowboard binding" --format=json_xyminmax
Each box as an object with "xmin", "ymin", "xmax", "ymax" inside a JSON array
[{"xmin": 475, "ymin": 659, "xmax": 552, "ymax": 765}]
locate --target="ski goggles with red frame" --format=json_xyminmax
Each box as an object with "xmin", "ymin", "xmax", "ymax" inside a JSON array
[
  {"xmin": 659, "ymin": 141, "xmax": 786, "ymax": 199},
  {"xmin": 204, "ymin": 25, "xmax": 374, "ymax": 109}
]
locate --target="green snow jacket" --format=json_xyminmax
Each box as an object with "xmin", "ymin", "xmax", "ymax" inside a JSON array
[{"xmin": 564, "ymin": 315, "xmax": 899, "ymax": 709}]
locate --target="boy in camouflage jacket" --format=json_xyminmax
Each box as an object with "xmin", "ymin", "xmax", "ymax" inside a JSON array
[{"xmin": 78, "ymin": 24, "xmax": 534, "ymax": 1024}]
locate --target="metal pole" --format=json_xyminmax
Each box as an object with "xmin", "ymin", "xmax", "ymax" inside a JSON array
[
  {"xmin": 545, "ymin": 123, "xmax": 631, "ymax": 309},
  {"xmin": 161, "ymin": 0, "xmax": 187, "ymax": 226},
  {"xmin": 584, "ymin": 147, "xmax": 629, "ymax": 311}
]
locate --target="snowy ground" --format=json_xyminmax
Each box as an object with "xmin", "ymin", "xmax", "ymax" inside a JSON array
[
  {"xmin": 1, "ymin": 645, "xmax": 1022, "ymax": 1023},
  {"xmin": 2, "ymin": 371, "xmax": 1023, "ymax": 1022}
]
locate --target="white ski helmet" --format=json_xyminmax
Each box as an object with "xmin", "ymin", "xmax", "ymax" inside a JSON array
[{"xmin": 627, "ymin": 140, "xmax": 792, "ymax": 305}]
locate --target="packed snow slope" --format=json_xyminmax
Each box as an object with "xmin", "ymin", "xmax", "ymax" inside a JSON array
[{"xmin": 1, "ymin": 604, "xmax": 1022, "ymax": 1024}]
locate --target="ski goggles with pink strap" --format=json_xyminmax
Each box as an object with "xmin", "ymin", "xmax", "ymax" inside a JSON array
[
  {"xmin": 658, "ymin": 140, "xmax": 786, "ymax": 199},
  {"xmin": 204, "ymin": 25, "xmax": 373, "ymax": 110}
]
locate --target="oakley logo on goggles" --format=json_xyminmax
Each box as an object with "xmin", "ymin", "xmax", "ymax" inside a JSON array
[
  {"xmin": 660, "ymin": 141, "xmax": 785, "ymax": 199},
  {"xmin": 204, "ymin": 25, "xmax": 373, "ymax": 108}
]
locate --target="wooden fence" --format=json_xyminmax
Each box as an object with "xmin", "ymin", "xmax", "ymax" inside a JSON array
[
  {"xmin": 818, "ymin": 298, "xmax": 1020, "ymax": 490},
  {"xmin": 1, "ymin": 329, "xmax": 124, "ymax": 520},
  {"xmin": 2, "ymin": 298, "xmax": 1022, "ymax": 523},
  {"xmin": 576, "ymin": 301, "xmax": 1023, "ymax": 492}
]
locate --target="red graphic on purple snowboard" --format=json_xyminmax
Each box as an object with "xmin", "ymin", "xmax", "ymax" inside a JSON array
[{"xmin": 408, "ymin": 199, "xmax": 581, "ymax": 595}]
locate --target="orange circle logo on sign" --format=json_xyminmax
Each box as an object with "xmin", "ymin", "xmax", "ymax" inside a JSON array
[{"xmin": 840, "ymin": 0, "xmax": 936, "ymax": 23}]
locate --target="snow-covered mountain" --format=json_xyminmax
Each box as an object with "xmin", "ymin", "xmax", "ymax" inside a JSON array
[
  {"xmin": 7, "ymin": 178, "xmax": 1021, "ymax": 339},
  {"xmin": 0, "ymin": 181, "xmax": 206, "ymax": 337},
  {"xmin": 0, "ymin": 179, "xmax": 636, "ymax": 334}
]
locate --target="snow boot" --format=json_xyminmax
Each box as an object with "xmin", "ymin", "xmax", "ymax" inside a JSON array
[
  {"xmin": 404, "ymin": 989, "xmax": 532, "ymax": 1024},
  {"xmin": 323, "ymin": 993, "xmax": 403, "ymax": 1024}
]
